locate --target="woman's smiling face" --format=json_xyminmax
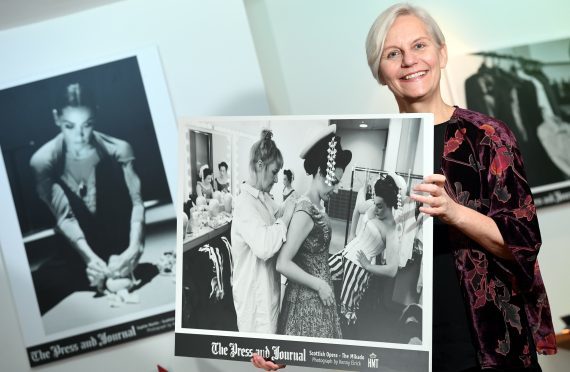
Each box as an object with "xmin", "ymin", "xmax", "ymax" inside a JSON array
[{"xmin": 378, "ymin": 14, "xmax": 447, "ymax": 104}]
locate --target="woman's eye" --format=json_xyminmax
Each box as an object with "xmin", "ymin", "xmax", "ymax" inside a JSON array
[
  {"xmin": 386, "ymin": 50, "xmax": 400, "ymax": 59},
  {"xmin": 414, "ymin": 42, "xmax": 426, "ymax": 50}
]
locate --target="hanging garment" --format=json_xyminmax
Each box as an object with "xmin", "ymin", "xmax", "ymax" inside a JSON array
[
  {"xmin": 394, "ymin": 196, "xmax": 422, "ymax": 268},
  {"xmin": 537, "ymin": 117, "xmax": 570, "ymax": 177},
  {"xmin": 199, "ymin": 244, "xmax": 225, "ymax": 300},
  {"xmin": 517, "ymin": 69, "xmax": 570, "ymax": 177},
  {"xmin": 510, "ymin": 69, "xmax": 566, "ymax": 185}
]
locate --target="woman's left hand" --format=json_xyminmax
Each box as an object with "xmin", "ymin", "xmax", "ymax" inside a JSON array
[{"xmin": 410, "ymin": 174, "xmax": 462, "ymax": 225}]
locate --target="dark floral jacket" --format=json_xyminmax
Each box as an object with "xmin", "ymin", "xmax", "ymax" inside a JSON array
[{"xmin": 441, "ymin": 107, "xmax": 557, "ymax": 369}]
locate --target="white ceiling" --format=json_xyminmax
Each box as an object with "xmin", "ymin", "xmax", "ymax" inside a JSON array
[{"xmin": 0, "ymin": 0, "xmax": 122, "ymax": 30}]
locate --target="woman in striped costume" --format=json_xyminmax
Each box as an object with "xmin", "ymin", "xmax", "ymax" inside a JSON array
[{"xmin": 329, "ymin": 174, "xmax": 402, "ymax": 324}]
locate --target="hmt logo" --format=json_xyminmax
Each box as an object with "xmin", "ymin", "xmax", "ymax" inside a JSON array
[{"xmin": 367, "ymin": 353, "xmax": 379, "ymax": 368}]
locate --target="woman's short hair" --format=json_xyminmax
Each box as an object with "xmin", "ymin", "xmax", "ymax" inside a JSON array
[
  {"xmin": 218, "ymin": 161, "xmax": 228, "ymax": 171},
  {"xmin": 249, "ymin": 129, "xmax": 284, "ymax": 173},
  {"xmin": 366, "ymin": 3, "xmax": 446, "ymax": 84},
  {"xmin": 201, "ymin": 167, "xmax": 213, "ymax": 180},
  {"xmin": 283, "ymin": 169, "xmax": 294, "ymax": 183},
  {"xmin": 374, "ymin": 175, "xmax": 400, "ymax": 209},
  {"xmin": 303, "ymin": 134, "xmax": 352, "ymax": 178}
]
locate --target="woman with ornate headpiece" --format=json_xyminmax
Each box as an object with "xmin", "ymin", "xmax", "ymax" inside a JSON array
[{"xmin": 275, "ymin": 125, "xmax": 352, "ymax": 338}]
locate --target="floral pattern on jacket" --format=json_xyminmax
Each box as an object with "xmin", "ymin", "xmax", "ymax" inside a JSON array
[{"xmin": 441, "ymin": 107, "xmax": 556, "ymax": 369}]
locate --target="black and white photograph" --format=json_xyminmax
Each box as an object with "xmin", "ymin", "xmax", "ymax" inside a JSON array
[
  {"xmin": 175, "ymin": 114, "xmax": 433, "ymax": 371},
  {"xmin": 0, "ymin": 48, "xmax": 178, "ymax": 366},
  {"xmin": 446, "ymin": 38, "xmax": 570, "ymax": 207}
]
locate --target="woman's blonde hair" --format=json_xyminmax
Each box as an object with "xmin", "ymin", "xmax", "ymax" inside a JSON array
[
  {"xmin": 366, "ymin": 3, "xmax": 446, "ymax": 85},
  {"xmin": 249, "ymin": 129, "xmax": 284, "ymax": 173}
]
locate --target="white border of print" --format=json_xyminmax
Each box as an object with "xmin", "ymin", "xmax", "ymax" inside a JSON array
[
  {"xmin": 0, "ymin": 47, "xmax": 177, "ymax": 347},
  {"xmin": 175, "ymin": 113, "xmax": 434, "ymax": 360}
]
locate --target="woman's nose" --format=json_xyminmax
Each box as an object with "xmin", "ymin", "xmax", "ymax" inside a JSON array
[{"xmin": 401, "ymin": 51, "xmax": 417, "ymax": 67}]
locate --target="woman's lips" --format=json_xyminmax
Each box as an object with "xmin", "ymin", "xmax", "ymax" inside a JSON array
[{"xmin": 400, "ymin": 70, "xmax": 427, "ymax": 81}]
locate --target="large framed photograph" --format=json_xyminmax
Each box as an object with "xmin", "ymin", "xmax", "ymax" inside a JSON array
[
  {"xmin": 175, "ymin": 114, "xmax": 433, "ymax": 371},
  {"xmin": 446, "ymin": 37, "xmax": 570, "ymax": 207},
  {"xmin": 0, "ymin": 48, "xmax": 178, "ymax": 366}
]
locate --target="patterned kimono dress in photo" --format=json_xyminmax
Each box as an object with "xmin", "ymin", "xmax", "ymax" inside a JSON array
[{"xmin": 277, "ymin": 196, "xmax": 342, "ymax": 338}]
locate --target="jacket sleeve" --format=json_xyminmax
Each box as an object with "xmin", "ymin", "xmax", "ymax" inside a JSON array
[
  {"xmin": 233, "ymin": 196, "xmax": 287, "ymax": 261},
  {"xmin": 485, "ymin": 132, "xmax": 541, "ymax": 292}
]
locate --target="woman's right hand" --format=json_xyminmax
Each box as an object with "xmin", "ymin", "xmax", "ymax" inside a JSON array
[
  {"xmin": 251, "ymin": 353, "xmax": 286, "ymax": 371},
  {"xmin": 316, "ymin": 279, "xmax": 335, "ymax": 307},
  {"xmin": 279, "ymin": 198, "xmax": 296, "ymax": 227},
  {"xmin": 86, "ymin": 254, "xmax": 109, "ymax": 290}
]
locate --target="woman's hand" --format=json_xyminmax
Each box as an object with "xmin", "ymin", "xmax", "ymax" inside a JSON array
[
  {"xmin": 278, "ymin": 198, "xmax": 296, "ymax": 227},
  {"xmin": 316, "ymin": 279, "xmax": 335, "ymax": 307},
  {"xmin": 86, "ymin": 253, "xmax": 109, "ymax": 290},
  {"xmin": 108, "ymin": 244, "xmax": 143, "ymax": 278},
  {"xmin": 251, "ymin": 353, "xmax": 286, "ymax": 371},
  {"xmin": 412, "ymin": 175, "xmax": 513, "ymax": 260},
  {"xmin": 356, "ymin": 250, "xmax": 371, "ymax": 271},
  {"xmin": 410, "ymin": 174, "xmax": 462, "ymax": 225}
]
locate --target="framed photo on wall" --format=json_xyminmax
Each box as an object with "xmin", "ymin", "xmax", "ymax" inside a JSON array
[
  {"xmin": 175, "ymin": 114, "xmax": 433, "ymax": 371},
  {"xmin": 0, "ymin": 47, "xmax": 178, "ymax": 366},
  {"xmin": 446, "ymin": 37, "xmax": 570, "ymax": 207}
]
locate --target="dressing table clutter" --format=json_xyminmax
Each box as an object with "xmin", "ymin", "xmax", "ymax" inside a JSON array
[{"xmin": 186, "ymin": 193, "xmax": 233, "ymax": 241}]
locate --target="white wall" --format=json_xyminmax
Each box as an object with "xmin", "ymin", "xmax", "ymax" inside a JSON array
[
  {"xmin": 0, "ymin": 0, "xmax": 272, "ymax": 371},
  {"xmin": 269, "ymin": 119, "xmax": 329, "ymax": 202},
  {"xmin": 336, "ymin": 127, "xmax": 387, "ymax": 190},
  {"xmin": 244, "ymin": 0, "xmax": 570, "ymax": 371}
]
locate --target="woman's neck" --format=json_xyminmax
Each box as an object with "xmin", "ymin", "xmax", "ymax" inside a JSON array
[
  {"xmin": 67, "ymin": 144, "xmax": 95, "ymax": 159},
  {"xmin": 247, "ymin": 177, "xmax": 264, "ymax": 192},
  {"xmin": 305, "ymin": 186, "xmax": 322, "ymax": 208},
  {"xmin": 379, "ymin": 209, "xmax": 395, "ymax": 224},
  {"xmin": 396, "ymin": 96, "xmax": 455, "ymax": 124}
]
